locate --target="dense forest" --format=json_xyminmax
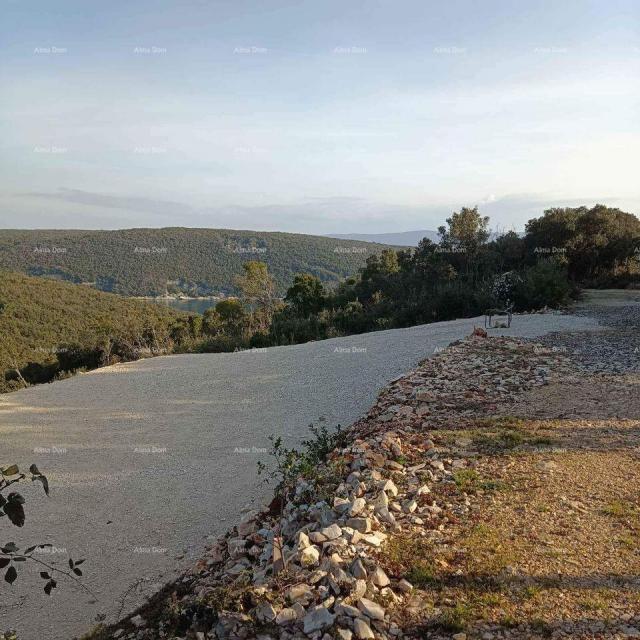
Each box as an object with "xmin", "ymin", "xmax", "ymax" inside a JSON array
[
  {"xmin": 0, "ymin": 228, "xmax": 389, "ymax": 297},
  {"xmin": 2, "ymin": 204, "xmax": 638, "ymax": 393},
  {"xmin": 0, "ymin": 272, "xmax": 200, "ymax": 392},
  {"xmin": 195, "ymin": 204, "xmax": 640, "ymax": 350}
]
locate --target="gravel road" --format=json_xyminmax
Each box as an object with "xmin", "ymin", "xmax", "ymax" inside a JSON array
[{"xmin": 0, "ymin": 312, "xmax": 599, "ymax": 640}]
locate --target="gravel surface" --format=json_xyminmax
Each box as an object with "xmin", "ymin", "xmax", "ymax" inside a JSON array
[
  {"xmin": 533, "ymin": 291, "xmax": 640, "ymax": 374},
  {"xmin": 0, "ymin": 312, "xmax": 598, "ymax": 640}
]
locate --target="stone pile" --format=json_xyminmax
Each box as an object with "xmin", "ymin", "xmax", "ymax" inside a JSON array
[
  {"xmin": 352, "ymin": 335, "xmax": 574, "ymax": 435},
  {"xmin": 106, "ymin": 335, "xmax": 572, "ymax": 640}
]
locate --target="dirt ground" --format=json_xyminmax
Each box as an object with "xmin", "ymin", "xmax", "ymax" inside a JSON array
[{"xmin": 399, "ymin": 373, "xmax": 640, "ymax": 639}]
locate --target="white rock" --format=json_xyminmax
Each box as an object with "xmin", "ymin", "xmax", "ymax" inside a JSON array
[
  {"xmin": 130, "ymin": 615, "xmax": 145, "ymax": 628},
  {"xmin": 353, "ymin": 618, "xmax": 375, "ymax": 639},
  {"xmin": 276, "ymin": 608, "xmax": 298, "ymax": 625},
  {"xmin": 336, "ymin": 628, "xmax": 353, "ymax": 640},
  {"xmin": 303, "ymin": 606, "xmax": 335, "ymax": 634},
  {"xmin": 238, "ymin": 514, "xmax": 258, "ymax": 537},
  {"xmin": 321, "ymin": 524, "xmax": 343, "ymax": 540},
  {"xmin": 361, "ymin": 532, "xmax": 386, "ymax": 547},
  {"xmin": 352, "ymin": 578, "xmax": 367, "ymax": 600},
  {"xmin": 376, "ymin": 507, "xmax": 396, "ymax": 525},
  {"xmin": 357, "ymin": 597, "xmax": 385, "ymax": 620},
  {"xmin": 308, "ymin": 569, "xmax": 328, "ymax": 584},
  {"xmin": 297, "ymin": 531, "xmax": 311, "ymax": 549},
  {"xmin": 335, "ymin": 603, "xmax": 361, "ymax": 617},
  {"xmin": 300, "ymin": 545, "xmax": 320, "ymax": 567},
  {"xmin": 346, "ymin": 517, "xmax": 372, "ymax": 533},
  {"xmin": 380, "ymin": 479, "xmax": 398, "ymax": 496},
  {"xmin": 403, "ymin": 500, "xmax": 418, "ymax": 514},
  {"xmin": 309, "ymin": 531, "xmax": 328, "ymax": 544},
  {"xmin": 349, "ymin": 497, "xmax": 366, "ymax": 516},
  {"xmin": 397, "ymin": 578, "xmax": 413, "ymax": 593},
  {"xmin": 287, "ymin": 583, "xmax": 313, "ymax": 603},
  {"xmin": 373, "ymin": 491, "xmax": 389, "ymax": 510},
  {"xmin": 371, "ymin": 566, "xmax": 390, "ymax": 587},
  {"xmin": 254, "ymin": 602, "xmax": 277, "ymax": 623}
]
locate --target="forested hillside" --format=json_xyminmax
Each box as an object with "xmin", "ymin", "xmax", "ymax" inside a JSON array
[
  {"xmin": 0, "ymin": 271, "xmax": 193, "ymax": 392},
  {"xmin": 0, "ymin": 228, "xmax": 388, "ymax": 297}
]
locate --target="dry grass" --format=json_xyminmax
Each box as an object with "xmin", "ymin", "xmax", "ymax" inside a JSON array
[{"xmin": 397, "ymin": 375, "xmax": 640, "ymax": 637}]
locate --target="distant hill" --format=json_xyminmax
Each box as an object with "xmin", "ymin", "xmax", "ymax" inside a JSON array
[
  {"xmin": 0, "ymin": 271, "xmax": 186, "ymax": 392},
  {"xmin": 328, "ymin": 230, "xmax": 439, "ymax": 246},
  {"xmin": 0, "ymin": 228, "xmax": 392, "ymax": 297}
]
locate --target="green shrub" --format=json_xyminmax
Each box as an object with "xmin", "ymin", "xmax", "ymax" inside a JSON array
[{"xmin": 513, "ymin": 262, "xmax": 572, "ymax": 310}]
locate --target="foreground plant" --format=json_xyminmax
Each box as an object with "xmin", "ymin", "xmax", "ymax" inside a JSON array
[
  {"xmin": 256, "ymin": 421, "xmax": 349, "ymax": 572},
  {"xmin": 0, "ymin": 463, "xmax": 93, "ymax": 597}
]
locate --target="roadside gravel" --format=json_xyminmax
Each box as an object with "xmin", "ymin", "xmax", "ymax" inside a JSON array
[{"xmin": 533, "ymin": 292, "xmax": 640, "ymax": 374}]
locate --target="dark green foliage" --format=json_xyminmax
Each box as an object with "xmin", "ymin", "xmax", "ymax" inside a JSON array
[
  {"xmin": 301, "ymin": 423, "xmax": 349, "ymax": 464},
  {"xmin": 257, "ymin": 422, "xmax": 347, "ymax": 500},
  {"xmin": 2, "ymin": 204, "xmax": 637, "ymax": 392},
  {"xmin": 261, "ymin": 204, "xmax": 639, "ymax": 345},
  {"xmin": 0, "ymin": 271, "xmax": 190, "ymax": 392},
  {"xmin": 511, "ymin": 262, "xmax": 572, "ymax": 310},
  {"xmin": 524, "ymin": 204, "xmax": 640, "ymax": 286},
  {"xmin": 0, "ymin": 228, "xmax": 387, "ymax": 297},
  {"xmin": 284, "ymin": 274, "xmax": 326, "ymax": 316}
]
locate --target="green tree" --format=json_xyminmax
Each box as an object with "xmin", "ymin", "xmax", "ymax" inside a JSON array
[
  {"xmin": 284, "ymin": 274, "xmax": 325, "ymax": 316},
  {"xmin": 438, "ymin": 206, "xmax": 490, "ymax": 284},
  {"xmin": 187, "ymin": 314, "xmax": 202, "ymax": 339},
  {"xmin": 438, "ymin": 206, "xmax": 490, "ymax": 253},
  {"xmin": 234, "ymin": 261, "xmax": 277, "ymax": 332},
  {"xmin": 234, "ymin": 261, "xmax": 276, "ymax": 307},
  {"xmin": 525, "ymin": 204, "xmax": 640, "ymax": 284},
  {"xmin": 203, "ymin": 299, "xmax": 247, "ymax": 339}
]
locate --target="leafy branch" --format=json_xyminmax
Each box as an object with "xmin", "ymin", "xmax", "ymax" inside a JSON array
[
  {"xmin": 0, "ymin": 543, "xmax": 94, "ymax": 597},
  {"xmin": 0, "ymin": 463, "xmax": 90, "ymax": 596}
]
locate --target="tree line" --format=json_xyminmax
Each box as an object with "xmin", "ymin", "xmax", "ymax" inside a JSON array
[
  {"xmin": 2, "ymin": 204, "xmax": 638, "ymax": 390},
  {"xmin": 192, "ymin": 204, "xmax": 640, "ymax": 352}
]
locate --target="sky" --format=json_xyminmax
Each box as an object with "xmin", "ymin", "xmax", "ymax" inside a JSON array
[{"xmin": 0, "ymin": 0, "xmax": 638, "ymax": 234}]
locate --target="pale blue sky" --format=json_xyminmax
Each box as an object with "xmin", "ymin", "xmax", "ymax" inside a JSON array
[{"xmin": 1, "ymin": 0, "xmax": 638, "ymax": 232}]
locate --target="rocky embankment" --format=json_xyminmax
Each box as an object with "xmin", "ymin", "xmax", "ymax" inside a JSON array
[{"xmin": 88, "ymin": 331, "xmax": 581, "ymax": 640}]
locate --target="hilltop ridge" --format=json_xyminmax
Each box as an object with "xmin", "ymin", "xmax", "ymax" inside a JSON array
[{"xmin": 0, "ymin": 228, "xmax": 394, "ymax": 297}]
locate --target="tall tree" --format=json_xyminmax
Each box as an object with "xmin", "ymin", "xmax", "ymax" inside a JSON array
[
  {"xmin": 438, "ymin": 206, "xmax": 490, "ymax": 283},
  {"xmin": 234, "ymin": 261, "xmax": 277, "ymax": 332}
]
